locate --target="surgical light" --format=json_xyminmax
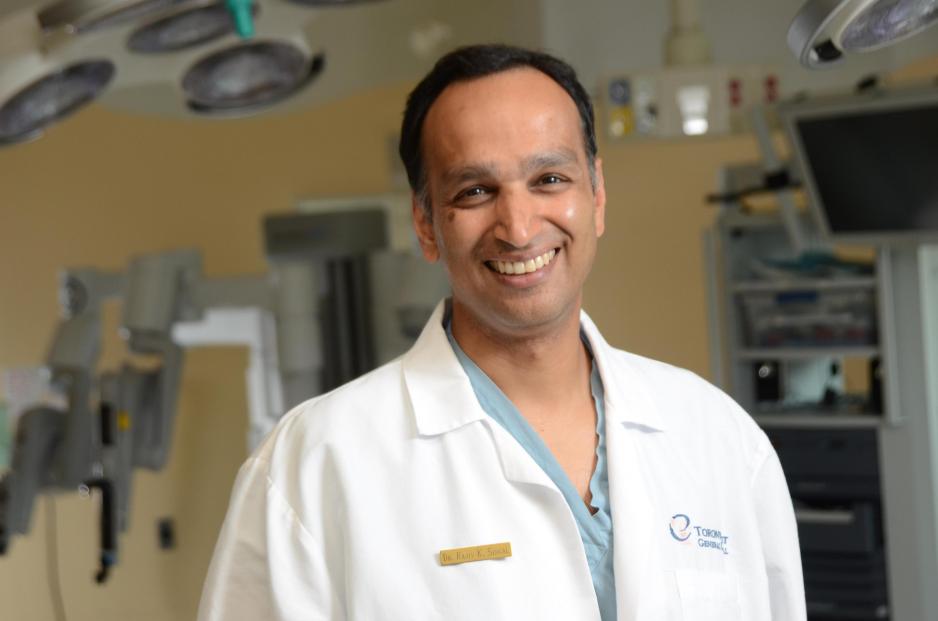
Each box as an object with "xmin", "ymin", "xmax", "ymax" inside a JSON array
[
  {"xmin": 0, "ymin": 60, "xmax": 115, "ymax": 145},
  {"xmin": 39, "ymin": 0, "xmax": 191, "ymax": 34},
  {"xmin": 181, "ymin": 41, "xmax": 324, "ymax": 114},
  {"xmin": 0, "ymin": 0, "xmax": 395, "ymax": 145},
  {"xmin": 128, "ymin": 2, "xmax": 258, "ymax": 53},
  {"xmin": 284, "ymin": 0, "xmax": 381, "ymax": 5},
  {"xmin": 840, "ymin": 0, "xmax": 938, "ymax": 50},
  {"xmin": 788, "ymin": 0, "xmax": 938, "ymax": 68}
]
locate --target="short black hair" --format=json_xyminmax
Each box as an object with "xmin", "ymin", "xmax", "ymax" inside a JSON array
[{"xmin": 398, "ymin": 44, "xmax": 597, "ymax": 213}]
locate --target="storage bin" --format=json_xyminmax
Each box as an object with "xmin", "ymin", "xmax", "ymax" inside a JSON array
[{"xmin": 739, "ymin": 288, "xmax": 876, "ymax": 348}]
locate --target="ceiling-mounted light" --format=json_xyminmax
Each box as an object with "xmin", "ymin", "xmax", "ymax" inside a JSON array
[
  {"xmin": 128, "ymin": 1, "xmax": 258, "ymax": 53},
  {"xmin": 181, "ymin": 41, "xmax": 324, "ymax": 114},
  {"xmin": 284, "ymin": 0, "xmax": 382, "ymax": 5},
  {"xmin": 0, "ymin": 0, "xmax": 398, "ymax": 137},
  {"xmin": 39, "ymin": 0, "xmax": 190, "ymax": 34},
  {"xmin": 788, "ymin": 0, "xmax": 938, "ymax": 68},
  {"xmin": 840, "ymin": 0, "xmax": 938, "ymax": 50},
  {"xmin": 0, "ymin": 60, "xmax": 115, "ymax": 145}
]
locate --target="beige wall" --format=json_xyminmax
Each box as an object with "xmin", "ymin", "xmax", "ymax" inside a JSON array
[
  {"xmin": 1, "ymin": 53, "xmax": 936, "ymax": 620},
  {"xmin": 588, "ymin": 134, "xmax": 758, "ymax": 374}
]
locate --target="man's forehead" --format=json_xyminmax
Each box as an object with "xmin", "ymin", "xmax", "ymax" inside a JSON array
[
  {"xmin": 425, "ymin": 67, "xmax": 578, "ymax": 128},
  {"xmin": 420, "ymin": 68, "xmax": 585, "ymax": 174}
]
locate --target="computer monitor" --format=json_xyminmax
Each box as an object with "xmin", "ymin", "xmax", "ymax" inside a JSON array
[{"xmin": 780, "ymin": 85, "xmax": 938, "ymax": 245}]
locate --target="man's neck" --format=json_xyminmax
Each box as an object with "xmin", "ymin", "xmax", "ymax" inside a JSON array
[{"xmin": 450, "ymin": 299, "xmax": 591, "ymax": 415}]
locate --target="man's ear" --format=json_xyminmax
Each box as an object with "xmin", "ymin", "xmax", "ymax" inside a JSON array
[
  {"xmin": 592, "ymin": 157, "xmax": 606, "ymax": 238},
  {"xmin": 412, "ymin": 195, "xmax": 440, "ymax": 262}
]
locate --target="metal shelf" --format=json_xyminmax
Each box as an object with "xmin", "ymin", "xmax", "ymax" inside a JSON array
[
  {"xmin": 737, "ymin": 346, "xmax": 880, "ymax": 360},
  {"xmin": 732, "ymin": 276, "xmax": 876, "ymax": 293},
  {"xmin": 751, "ymin": 414, "xmax": 883, "ymax": 429}
]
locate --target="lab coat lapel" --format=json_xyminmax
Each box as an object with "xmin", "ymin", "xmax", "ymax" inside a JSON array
[
  {"xmin": 581, "ymin": 313, "xmax": 667, "ymax": 619},
  {"xmin": 400, "ymin": 301, "xmax": 556, "ymax": 490},
  {"xmin": 606, "ymin": 406, "xmax": 659, "ymax": 620},
  {"xmin": 400, "ymin": 301, "xmax": 485, "ymax": 436}
]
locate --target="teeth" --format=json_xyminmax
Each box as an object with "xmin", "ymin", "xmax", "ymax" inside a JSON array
[{"xmin": 490, "ymin": 249, "xmax": 557, "ymax": 276}]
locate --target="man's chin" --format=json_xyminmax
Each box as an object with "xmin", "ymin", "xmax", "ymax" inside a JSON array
[{"xmin": 471, "ymin": 296, "xmax": 579, "ymax": 336}]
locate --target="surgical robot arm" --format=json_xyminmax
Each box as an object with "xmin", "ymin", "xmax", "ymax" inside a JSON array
[
  {"xmin": 0, "ymin": 210, "xmax": 401, "ymax": 581},
  {"xmin": 0, "ymin": 268, "xmax": 121, "ymax": 558},
  {"xmin": 0, "ymin": 251, "xmax": 199, "ymax": 582}
]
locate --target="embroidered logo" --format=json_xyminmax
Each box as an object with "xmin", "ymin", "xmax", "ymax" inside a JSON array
[
  {"xmin": 668, "ymin": 513, "xmax": 729, "ymax": 554},
  {"xmin": 669, "ymin": 514, "xmax": 692, "ymax": 541}
]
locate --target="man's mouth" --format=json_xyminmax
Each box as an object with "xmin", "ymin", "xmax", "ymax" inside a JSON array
[{"xmin": 486, "ymin": 248, "xmax": 557, "ymax": 275}]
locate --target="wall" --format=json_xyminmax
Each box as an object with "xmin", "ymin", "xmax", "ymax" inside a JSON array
[{"xmin": 585, "ymin": 133, "xmax": 759, "ymax": 375}]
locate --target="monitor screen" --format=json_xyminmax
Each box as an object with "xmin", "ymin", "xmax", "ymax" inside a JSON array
[{"xmin": 792, "ymin": 99, "xmax": 938, "ymax": 241}]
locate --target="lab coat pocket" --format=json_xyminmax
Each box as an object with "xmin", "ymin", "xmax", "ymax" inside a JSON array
[{"xmin": 674, "ymin": 569, "xmax": 740, "ymax": 621}]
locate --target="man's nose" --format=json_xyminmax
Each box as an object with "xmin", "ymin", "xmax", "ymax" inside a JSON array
[{"xmin": 493, "ymin": 187, "xmax": 541, "ymax": 248}]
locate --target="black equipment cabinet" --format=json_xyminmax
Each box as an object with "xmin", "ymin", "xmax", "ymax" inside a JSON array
[{"xmin": 767, "ymin": 427, "xmax": 889, "ymax": 620}]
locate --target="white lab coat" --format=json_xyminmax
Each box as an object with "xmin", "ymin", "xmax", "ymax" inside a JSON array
[{"xmin": 198, "ymin": 302, "xmax": 806, "ymax": 620}]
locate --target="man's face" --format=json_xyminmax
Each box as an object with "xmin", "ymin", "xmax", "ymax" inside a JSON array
[{"xmin": 413, "ymin": 67, "xmax": 606, "ymax": 335}]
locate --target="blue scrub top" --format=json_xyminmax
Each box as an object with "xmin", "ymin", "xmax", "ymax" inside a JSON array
[{"xmin": 445, "ymin": 320, "xmax": 617, "ymax": 620}]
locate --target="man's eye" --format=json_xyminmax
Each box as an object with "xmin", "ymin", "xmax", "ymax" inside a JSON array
[
  {"xmin": 455, "ymin": 186, "xmax": 489, "ymax": 201},
  {"xmin": 539, "ymin": 174, "xmax": 565, "ymax": 185}
]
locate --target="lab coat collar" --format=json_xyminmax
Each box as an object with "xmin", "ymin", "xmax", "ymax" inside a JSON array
[
  {"xmin": 401, "ymin": 300, "xmax": 669, "ymax": 436},
  {"xmin": 579, "ymin": 311, "xmax": 669, "ymax": 432},
  {"xmin": 401, "ymin": 301, "xmax": 488, "ymax": 436}
]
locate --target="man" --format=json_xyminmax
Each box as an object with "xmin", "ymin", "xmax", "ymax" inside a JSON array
[{"xmin": 199, "ymin": 45, "xmax": 806, "ymax": 620}]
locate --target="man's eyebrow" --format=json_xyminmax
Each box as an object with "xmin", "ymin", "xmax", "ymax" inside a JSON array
[
  {"xmin": 440, "ymin": 162, "xmax": 499, "ymax": 186},
  {"xmin": 520, "ymin": 149, "xmax": 580, "ymax": 175},
  {"xmin": 439, "ymin": 150, "xmax": 580, "ymax": 187}
]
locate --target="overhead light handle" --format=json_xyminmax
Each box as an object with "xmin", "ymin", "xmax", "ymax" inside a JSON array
[{"xmin": 226, "ymin": 0, "xmax": 255, "ymax": 39}]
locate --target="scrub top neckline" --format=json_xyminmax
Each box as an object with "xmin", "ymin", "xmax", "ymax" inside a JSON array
[{"xmin": 442, "ymin": 316, "xmax": 613, "ymax": 562}]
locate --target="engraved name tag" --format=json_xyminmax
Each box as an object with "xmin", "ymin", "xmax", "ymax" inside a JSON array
[{"xmin": 439, "ymin": 542, "xmax": 512, "ymax": 566}]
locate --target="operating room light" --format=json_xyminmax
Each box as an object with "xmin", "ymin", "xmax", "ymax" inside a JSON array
[
  {"xmin": 39, "ymin": 0, "xmax": 190, "ymax": 34},
  {"xmin": 0, "ymin": 60, "xmax": 115, "ymax": 145},
  {"xmin": 182, "ymin": 41, "xmax": 323, "ymax": 113},
  {"xmin": 0, "ymin": 0, "xmax": 409, "ymax": 145},
  {"xmin": 788, "ymin": 0, "xmax": 938, "ymax": 68},
  {"xmin": 284, "ymin": 0, "xmax": 381, "ymax": 5},
  {"xmin": 840, "ymin": 0, "xmax": 938, "ymax": 50},
  {"xmin": 128, "ymin": 2, "xmax": 258, "ymax": 53}
]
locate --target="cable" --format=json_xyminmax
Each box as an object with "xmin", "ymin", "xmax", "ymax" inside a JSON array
[{"xmin": 45, "ymin": 496, "xmax": 67, "ymax": 621}]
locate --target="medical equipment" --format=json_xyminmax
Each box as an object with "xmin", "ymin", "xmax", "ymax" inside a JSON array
[
  {"xmin": 706, "ymin": 88, "xmax": 938, "ymax": 618},
  {"xmin": 226, "ymin": 0, "xmax": 256, "ymax": 38},
  {"xmin": 789, "ymin": 0, "xmax": 938, "ymax": 68},
  {"xmin": 769, "ymin": 426, "xmax": 889, "ymax": 618},
  {"xmin": 0, "ymin": 10, "xmax": 114, "ymax": 145},
  {"xmin": 0, "ymin": 204, "xmax": 448, "ymax": 582},
  {"xmin": 780, "ymin": 83, "xmax": 938, "ymax": 245},
  {"xmin": 0, "ymin": 0, "xmax": 383, "ymax": 145}
]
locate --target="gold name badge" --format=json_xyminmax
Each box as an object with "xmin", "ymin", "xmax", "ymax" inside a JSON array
[{"xmin": 439, "ymin": 542, "xmax": 512, "ymax": 566}]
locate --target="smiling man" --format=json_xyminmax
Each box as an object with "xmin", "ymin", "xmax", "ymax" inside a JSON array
[{"xmin": 199, "ymin": 45, "xmax": 806, "ymax": 621}]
